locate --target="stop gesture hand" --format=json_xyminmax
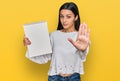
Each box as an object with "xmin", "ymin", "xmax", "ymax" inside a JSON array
[{"xmin": 68, "ymin": 23, "xmax": 90, "ymax": 51}]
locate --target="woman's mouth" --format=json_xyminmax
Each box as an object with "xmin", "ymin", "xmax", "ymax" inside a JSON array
[{"xmin": 63, "ymin": 24, "xmax": 68, "ymax": 26}]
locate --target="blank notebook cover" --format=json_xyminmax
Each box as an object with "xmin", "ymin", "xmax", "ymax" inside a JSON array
[{"xmin": 23, "ymin": 21, "xmax": 52, "ymax": 57}]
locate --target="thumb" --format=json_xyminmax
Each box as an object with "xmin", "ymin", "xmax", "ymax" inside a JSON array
[{"xmin": 68, "ymin": 38, "xmax": 76, "ymax": 47}]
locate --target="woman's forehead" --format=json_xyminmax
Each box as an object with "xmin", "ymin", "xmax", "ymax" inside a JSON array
[{"xmin": 60, "ymin": 9, "xmax": 74, "ymax": 15}]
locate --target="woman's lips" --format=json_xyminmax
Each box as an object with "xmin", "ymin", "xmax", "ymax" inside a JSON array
[{"xmin": 63, "ymin": 24, "xmax": 68, "ymax": 26}]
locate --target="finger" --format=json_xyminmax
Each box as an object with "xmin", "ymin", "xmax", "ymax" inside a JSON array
[
  {"xmin": 24, "ymin": 40, "xmax": 31, "ymax": 46},
  {"xmin": 84, "ymin": 23, "xmax": 87, "ymax": 36},
  {"xmin": 27, "ymin": 38, "xmax": 31, "ymax": 43},
  {"xmin": 24, "ymin": 37, "xmax": 30, "ymax": 41},
  {"xmin": 24, "ymin": 37, "xmax": 28, "ymax": 42},
  {"xmin": 68, "ymin": 38, "xmax": 76, "ymax": 47},
  {"xmin": 24, "ymin": 35, "xmax": 30, "ymax": 41},
  {"xmin": 27, "ymin": 41, "xmax": 31, "ymax": 45},
  {"xmin": 23, "ymin": 36, "xmax": 26, "ymax": 46},
  {"xmin": 24, "ymin": 37, "xmax": 31, "ymax": 44},
  {"xmin": 81, "ymin": 23, "xmax": 85, "ymax": 35},
  {"xmin": 78, "ymin": 24, "xmax": 83, "ymax": 35}
]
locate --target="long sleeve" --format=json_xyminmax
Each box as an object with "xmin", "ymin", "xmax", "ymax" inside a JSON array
[
  {"xmin": 79, "ymin": 45, "xmax": 89, "ymax": 62},
  {"xmin": 25, "ymin": 33, "xmax": 54, "ymax": 64},
  {"xmin": 25, "ymin": 51, "xmax": 51, "ymax": 64}
]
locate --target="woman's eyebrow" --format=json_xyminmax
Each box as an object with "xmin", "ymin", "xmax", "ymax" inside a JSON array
[
  {"xmin": 66, "ymin": 14, "xmax": 72, "ymax": 16},
  {"xmin": 60, "ymin": 14, "xmax": 72, "ymax": 15}
]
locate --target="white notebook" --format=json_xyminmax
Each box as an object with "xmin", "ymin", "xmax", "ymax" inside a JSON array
[{"xmin": 23, "ymin": 21, "xmax": 52, "ymax": 57}]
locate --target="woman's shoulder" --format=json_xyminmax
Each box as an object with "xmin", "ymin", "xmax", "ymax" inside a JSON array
[
  {"xmin": 49, "ymin": 30, "xmax": 60, "ymax": 36},
  {"xmin": 49, "ymin": 30, "xmax": 78, "ymax": 36}
]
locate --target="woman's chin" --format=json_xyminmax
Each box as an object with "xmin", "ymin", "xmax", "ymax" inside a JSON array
[{"xmin": 63, "ymin": 26, "xmax": 69, "ymax": 29}]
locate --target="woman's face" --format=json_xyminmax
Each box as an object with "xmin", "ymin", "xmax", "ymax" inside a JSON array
[{"xmin": 60, "ymin": 9, "xmax": 77, "ymax": 31}]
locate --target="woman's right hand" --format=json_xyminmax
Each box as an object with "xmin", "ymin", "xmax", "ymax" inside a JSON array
[{"xmin": 23, "ymin": 35, "xmax": 31, "ymax": 46}]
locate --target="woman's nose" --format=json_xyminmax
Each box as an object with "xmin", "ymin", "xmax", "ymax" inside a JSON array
[{"xmin": 63, "ymin": 18, "xmax": 67, "ymax": 22}]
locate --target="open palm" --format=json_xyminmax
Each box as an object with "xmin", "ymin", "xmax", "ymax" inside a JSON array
[{"xmin": 68, "ymin": 23, "xmax": 90, "ymax": 51}]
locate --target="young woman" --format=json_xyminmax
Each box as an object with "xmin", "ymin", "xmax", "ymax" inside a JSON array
[{"xmin": 24, "ymin": 2, "xmax": 90, "ymax": 81}]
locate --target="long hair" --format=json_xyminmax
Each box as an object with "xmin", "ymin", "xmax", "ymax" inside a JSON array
[{"xmin": 57, "ymin": 2, "xmax": 81, "ymax": 31}]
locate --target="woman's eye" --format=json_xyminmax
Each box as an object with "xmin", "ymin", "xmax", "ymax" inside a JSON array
[
  {"xmin": 60, "ymin": 15, "xmax": 64, "ymax": 18},
  {"xmin": 67, "ymin": 16, "xmax": 71, "ymax": 18}
]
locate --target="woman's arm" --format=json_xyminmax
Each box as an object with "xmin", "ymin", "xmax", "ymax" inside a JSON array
[
  {"xmin": 23, "ymin": 32, "xmax": 54, "ymax": 64},
  {"xmin": 25, "ymin": 50, "xmax": 52, "ymax": 64}
]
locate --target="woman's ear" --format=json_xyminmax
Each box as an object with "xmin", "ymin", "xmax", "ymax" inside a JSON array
[{"xmin": 75, "ymin": 15, "xmax": 78, "ymax": 21}]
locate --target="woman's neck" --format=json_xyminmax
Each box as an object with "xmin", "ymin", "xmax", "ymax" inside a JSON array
[{"xmin": 61, "ymin": 28, "xmax": 76, "ymax": 33}]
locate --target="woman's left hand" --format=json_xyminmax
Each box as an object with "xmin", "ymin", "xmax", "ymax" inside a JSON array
[{"xmin": 68, "ymin": 23, "xmax": 90, "ymax": 51}]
